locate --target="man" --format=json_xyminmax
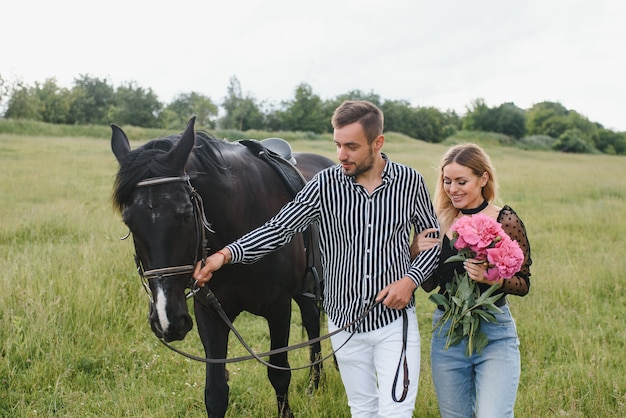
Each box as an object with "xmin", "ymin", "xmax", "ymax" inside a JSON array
[{"xmin": 194, "ymin": 100, "xmax": 440, "ymax": 417}]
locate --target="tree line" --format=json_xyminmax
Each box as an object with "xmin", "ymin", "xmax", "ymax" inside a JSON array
[{"xmin": 1, "ymin": 74, "xmax": 624, "ymax": 155}]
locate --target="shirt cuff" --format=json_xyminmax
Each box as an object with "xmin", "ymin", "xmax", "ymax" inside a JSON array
[
  {"xmin": 405, "ymin": 271, "xmax": 424, "ymax": 287},
  {"xmin": 225, "ymin": 243, "xmax": 244, "ymax": 264}
]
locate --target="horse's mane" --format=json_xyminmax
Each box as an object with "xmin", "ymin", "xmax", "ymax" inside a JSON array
[
  {"xmin": 112, "ymin": 130, "xmax": 231, "ymax": 212},
  {"xmin": 190, "ymin": 131, "xmax": 236, "ymax": 178}
]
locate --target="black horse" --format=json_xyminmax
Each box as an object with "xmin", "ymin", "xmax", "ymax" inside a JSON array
[{"xmin": 111, "ymin": 117, "xmax": 335, "ymax": 417}]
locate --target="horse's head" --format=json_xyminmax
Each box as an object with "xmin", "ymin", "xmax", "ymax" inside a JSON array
[{"xmin": 112, "ymin": 117, "xmax": 201, "ymax": 342}]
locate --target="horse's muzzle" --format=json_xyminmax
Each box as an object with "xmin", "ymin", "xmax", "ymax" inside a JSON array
[{"xmin": 149, "ymin": 302, "xmax": 193, "ymax": 342}]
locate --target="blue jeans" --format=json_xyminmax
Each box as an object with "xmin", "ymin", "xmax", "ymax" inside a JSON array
[{"xmin": 430, "ymin": 305, "xmax": 521, "ymax": 418}]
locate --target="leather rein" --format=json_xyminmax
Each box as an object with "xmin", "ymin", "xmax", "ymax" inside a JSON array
[{"xmin": 124, "ymin": 174, "xmax": 410, "ymax": 402}]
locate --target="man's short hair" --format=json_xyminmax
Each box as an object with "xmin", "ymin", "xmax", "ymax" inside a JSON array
[{"xmin": 331, "ymin": 101, "xmax": 384, "ymax": 143}]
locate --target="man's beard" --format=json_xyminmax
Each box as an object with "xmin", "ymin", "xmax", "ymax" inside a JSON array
[{"xmin": 344, "ymin": 149, "xmax": 375, "ymax": 178}]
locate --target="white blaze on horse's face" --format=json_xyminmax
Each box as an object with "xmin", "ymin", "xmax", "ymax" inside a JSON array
[{"xmin": 155, "ymin": 286, "xmax": 170, "ymax": 333}]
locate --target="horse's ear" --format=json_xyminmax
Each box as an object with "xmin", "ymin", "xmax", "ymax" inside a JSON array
[
  {"xmin": 168, "ymin": 116, "xmax": 196, "ymax": 171},
  {"xmin": 111, "ymin": 124, "xmax": 131, "ymax": 164}
]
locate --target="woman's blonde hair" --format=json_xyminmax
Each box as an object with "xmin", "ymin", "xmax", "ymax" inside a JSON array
[{"xmin": 435, "ymin": 143, "xmax": 498, "ymax": 234}]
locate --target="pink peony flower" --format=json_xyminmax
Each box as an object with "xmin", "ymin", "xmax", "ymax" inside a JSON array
[
  {"xmin": 486, "ymin": 237, "xmax": 525, "ymax": 280},
  {"xmin": 433, "ymin": 213, "xmax": 525, "ymax": 355},
  {"xmin": 451, "ymin": 214, "xmax": 506, "ymax": 258}
]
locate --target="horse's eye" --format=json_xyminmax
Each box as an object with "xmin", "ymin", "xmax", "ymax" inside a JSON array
[{"xmin": 177, "ymin": 207, "xmax": 194, "ymax": 223}]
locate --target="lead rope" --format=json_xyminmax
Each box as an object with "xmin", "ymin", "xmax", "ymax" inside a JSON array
[
  {"xmin": 160, "ymin": 287, "xmax": 410, "ymax": 403},
  {"xmin": 391, "ymin": 308, "xmax": 410, "ymax": 402},
  {"xmin": 158, "ymin": 290, "xmax": 383, "ymax": 369}
]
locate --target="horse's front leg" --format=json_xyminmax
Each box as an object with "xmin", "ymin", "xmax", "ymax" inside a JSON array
[
  {"xmin": 195, "ymin": 301, "xmax": 231, "ymax": 418},
  {"xmin": 293, "ymin": 293, "xmax": 322, "ymax": 393},
  {"xmin": 266, "ymin": 299, "xmax": 294, "ymax": 418}
]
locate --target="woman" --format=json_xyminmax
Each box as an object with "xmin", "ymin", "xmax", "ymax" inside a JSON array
[{"xmin": 413, "ymin": 143, "xmax": 532, "ymax": 418}]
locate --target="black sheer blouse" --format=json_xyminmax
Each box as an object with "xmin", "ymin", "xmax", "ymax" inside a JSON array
[{"xmin": 423, "ymin": 206, "xmax": 532, "ymax": 297}]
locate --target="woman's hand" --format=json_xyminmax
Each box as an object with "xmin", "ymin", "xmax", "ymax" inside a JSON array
[
  {"xmin": 410, "ymin": 227, "xmax": 439, "ymax": 260},
  {"xmin": 464, "ymin": 258, "xmax": 503, "ymax": 287}
]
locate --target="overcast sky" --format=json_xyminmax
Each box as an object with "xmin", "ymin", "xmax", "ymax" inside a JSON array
[{"xmin": 3, "ymin": 0, "xmax": 625, "ymax": 131}]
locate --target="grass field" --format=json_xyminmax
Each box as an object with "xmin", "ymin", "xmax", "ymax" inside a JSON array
[{"xmin": 0, "ymin": 130, "xmax": 624, "ymax": 417}]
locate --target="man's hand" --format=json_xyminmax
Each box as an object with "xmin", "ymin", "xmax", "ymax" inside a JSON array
[
  {"xmin": 193, "ymin": 249, "xmax": 230, "ymax": 286},
  {"xmin": 375, "ymin": 276, "xmax": 417, "ymax": 310}
]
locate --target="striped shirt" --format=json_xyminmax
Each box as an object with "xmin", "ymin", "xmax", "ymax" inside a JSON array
[{"xmin": 227, "ymin": 154, "xmax": 440, "ymax": 332}]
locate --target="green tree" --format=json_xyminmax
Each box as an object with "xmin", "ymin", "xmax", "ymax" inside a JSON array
[
  {"xmin": 163, "ymin": 91, "xmax": 218, "ymax": 129},
  {"xmin": 409, "ymin": 106, "xmax": 457, "ymax": 143},
  {"xmin": 34, "ymin": 78, "xmax": 73, "ymax": 124},
  {"xmin": 326, "ymin": 90, "xmax": 382, "ymax": 111},
  {"xmin": 4, "ymin": 82, "xmax": 41, "ymax": 120},
  {"xmin": 108, "ymin": 82, "xmax": 163, "ymax": 128},
  {"xmin": 6, "ymin": 78, "xmax": 73, "ymax": 124},
  {"xmin": 442, "ymin": 109, "xmax": 462, "ymax": 138},
  {"xmin": 593, "ymin": 128, "xmax": 626, "ymax": 155},
  {"xmin": 526, "ymin": 101, "xmax": 605, "ymax": 150},
  {"xmin": 463, "ymin": 99, "xmax": 525, "ymax": 138},
  {"xmin": 69, "ymin": 75, "xmax": 115, "ymax": 125},
  {"xmin": 493, "ymin": 103, "xmax": 526, "ymax": 138},
  {"xmin": 553, "ymin": 128, "xmax": 595, "ymax": 153},
  {"xmin": 322, "ymin": 90, "xmax": 382, "ymax": 132},
  {"xmin": 526, "ymin": 101, "xmax": 569, "ymax": 138},
  {"xmin": 380, "ymin": 99, "xmax": 414, "ymax": 135},
  {"xmin": 564, "ymin": 111, "xmax": 598, "ymax": 138},
  {"xmin": 462, "ymin": 98, "xmax": 493, "ymax": 132},
  {"xmin": 281, "ymin": 83, "xmax": 326, "ymax": 133},
  {"xmin": 0, "ymin": 73, "xmax": 8, "ymax": 112},
  {"xmin": 220, "ymin": 76, "xmax": 264, "ymax": 131},
  {"xmin": 263, "ymin": 101, "xmax": 283, "ymax": 132}
]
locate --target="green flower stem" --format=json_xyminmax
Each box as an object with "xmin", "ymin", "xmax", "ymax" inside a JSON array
[{"xmin": 430, "ymin": 272, "xmax": 504, "ymax": 356}]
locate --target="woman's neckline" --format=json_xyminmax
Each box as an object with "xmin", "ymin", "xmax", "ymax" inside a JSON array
[{"xmin": 460, "ymin": 199, "xmax": 488, "ymax": 215}]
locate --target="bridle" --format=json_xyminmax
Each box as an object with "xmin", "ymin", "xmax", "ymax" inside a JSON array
[
  {"xmin": 122, "ymin": 174, "xmax": 410, "ymax": 403},
  {"xmin": 125, "ymin": 174, "xmax": 212, "ymax": 303}
]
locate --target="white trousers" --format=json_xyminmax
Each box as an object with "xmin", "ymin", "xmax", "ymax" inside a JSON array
[{"xmin": 329, "ymin": 307, "xmax": 420, "ymax": 418}]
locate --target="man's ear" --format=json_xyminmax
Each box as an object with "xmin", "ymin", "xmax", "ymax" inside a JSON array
[{"xmin": 374, "ymin": 134, "xmax": 385, "ymax": 150}]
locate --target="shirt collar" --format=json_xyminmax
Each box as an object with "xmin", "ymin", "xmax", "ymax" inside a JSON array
[{"xmin": 381, "ymin": 153, "xmax": 394, "ymax": 182}]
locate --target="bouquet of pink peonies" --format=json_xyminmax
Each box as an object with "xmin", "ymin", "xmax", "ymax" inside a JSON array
[{"xmin": 429, "ymin": 214, "xmax": 524, "ymax": 356}]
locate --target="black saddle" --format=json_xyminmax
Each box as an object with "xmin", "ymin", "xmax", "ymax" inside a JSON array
[
  {"xmin": 238, "ymin": 138, "xmax": 322, "ymax": 302},
  {"xmin": 238, "ymin": 138, "xmax": 306, "ymax": 195}
]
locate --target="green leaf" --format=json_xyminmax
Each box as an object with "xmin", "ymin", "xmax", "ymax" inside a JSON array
[
  {"xmin": 483, "ymin": 293, "xmax": 505, "ymax": 306},
  {"xmin": 458, "ymin": 247, "xmax": 474, "ymax": 259},
  {"xmin": 432, "ymin": 317, "xmax": 447, "ymax": 335},
  {"xmin": 429, "ymin": 293, "xmax": 448, "ymax": 307},
  {"xmin": 462, "ymin": 315, "xmax": 473, "ymax": 335},
  {"xmin": 451, "ymin": 296, "xmax": 463, "ymax": 307},
  {"xmin": 474, "ymin": 332, "xmax": 489, "ymax": 354},
  {"xmin": 447, "ymin": 332, "xmax": 464, "ymax": 348},
  {"xmin": 482, "ymin": 302, "xmax": 504, "ymax": 315},
  {"xmin": 444, "ymin": 254, "xmax": 466, "ymax": 264},
  {"xmin": 457, "ymin": 278, "xmax": 473, "ymax": 298},
  {"xmin": 473, "ymin": 309, "xmax": 497, "ymax": 323},
  {"xmin": 466, "ymin": 292, "xmax": 476, "ymax": 308},
  {"xmin": 433, "ymin": 266, "xmax": 504, "ymax": 356},
  {"xmin": 474, "ymin": 283, "xmax": 500, "ymax": 304}
]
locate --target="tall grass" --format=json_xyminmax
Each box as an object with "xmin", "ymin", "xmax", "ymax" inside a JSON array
[{"xmin": 1, "ymin": 131, "xmax": 624, "ymax": 417}]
